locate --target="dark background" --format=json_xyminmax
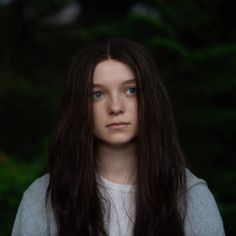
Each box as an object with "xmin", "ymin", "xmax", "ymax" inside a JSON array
[{"xmin": 0, "ymin": 0, "xmax": 235, "ymax": 235}]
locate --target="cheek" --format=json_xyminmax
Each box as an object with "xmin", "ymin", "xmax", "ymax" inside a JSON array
[
  {"xmin": 132, "ymin": 103, "xmax": 138, "ymax": 131},
  {"xmin": 93, "ymin": 109, "xmax": 101, "ymax": 137},
  {"xmin": 129, "ymin": 101, "xmax": 138, "ymax": 119},
  {"xmin": 93, "ymin": 105, "xmax": 104, "ymax": 126}
]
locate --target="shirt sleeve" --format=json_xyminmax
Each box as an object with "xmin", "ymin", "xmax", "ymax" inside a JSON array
[
  {"xmin": 11, "ymin": 194, "xmax": 42, "ymax": 236},
  {"xmin": 185, "ymin": 183, "xmax": 225, "ymax": 236}
]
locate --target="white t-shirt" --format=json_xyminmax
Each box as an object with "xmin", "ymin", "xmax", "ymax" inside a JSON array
[{"xmin": 96, "ymin": 174, "xmax": 136, "ymax": 235}]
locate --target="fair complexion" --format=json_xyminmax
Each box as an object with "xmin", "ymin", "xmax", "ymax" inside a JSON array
[{"xmin": 92, "ymin": 59, "xmax": 138, "ymax": 184}]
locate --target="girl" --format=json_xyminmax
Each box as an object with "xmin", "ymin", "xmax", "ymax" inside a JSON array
[{"xmin": 12, "ymin": 37, "xmax": 225, "ymax": 236}]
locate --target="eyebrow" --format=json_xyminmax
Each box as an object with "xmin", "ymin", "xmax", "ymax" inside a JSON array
[{"xmin": 93, "ymin": 79, "xmax": 136, "ymax": 88}]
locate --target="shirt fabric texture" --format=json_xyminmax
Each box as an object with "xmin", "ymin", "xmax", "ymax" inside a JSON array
[{"xmin": 11, "ymin": 169, "xmax": 225, "ymax": 236}]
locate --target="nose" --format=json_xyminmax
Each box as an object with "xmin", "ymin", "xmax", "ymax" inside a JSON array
[{"xmin": 107, "ymin": 93, "xmax": 124, "ymax": 115}]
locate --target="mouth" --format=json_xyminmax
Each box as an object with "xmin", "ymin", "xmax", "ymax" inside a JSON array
[{"xmin": 106, "ymin": 122, "xmax": 130, "ymax": 129}]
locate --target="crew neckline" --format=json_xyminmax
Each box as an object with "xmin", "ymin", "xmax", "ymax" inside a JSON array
[{"xmin": 96, "ymin": 173, "xmax": 137, "ymax": 193}]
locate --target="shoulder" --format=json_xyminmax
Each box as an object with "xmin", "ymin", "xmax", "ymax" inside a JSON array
[
  {"xmin": 12, "ymin": 174, "xmax": 56, "ymax": 235},
  {"xmin": 23, "ymin": 174, "xmax": 49, "ymax": 201},
  {"xmin": 22, "ymin": 174, "xmax": 50, "ymax": 217},
  {"xmin": 186, "ymin": 168, "xmax": 206, "ymax": 189},
  {"xmin": 184, "ymin": 169, "xmax": 225, "ymax": 236}
]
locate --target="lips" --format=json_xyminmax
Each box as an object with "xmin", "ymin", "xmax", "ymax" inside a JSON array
[
  {"xmin": 106, "ymin": 122, "xmax": 130, "ymax": 129},
  {"xmin": 106, "ymin": 122, "xmax": 130, "ymax": 127}
]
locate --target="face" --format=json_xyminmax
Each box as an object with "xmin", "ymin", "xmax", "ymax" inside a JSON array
[{"xmin": 92, "ymin": 59, "xmax": 138, "ymax": 147}]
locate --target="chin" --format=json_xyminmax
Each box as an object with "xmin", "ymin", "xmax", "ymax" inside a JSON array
[{"xmin": 96, "ymin": 136, "xmax": 136, "ymax": 147}]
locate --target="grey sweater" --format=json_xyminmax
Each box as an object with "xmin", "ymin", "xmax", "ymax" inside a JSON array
[{"xmin": 11, "ymin": 169, "xmax": 225, "ymax": 236}]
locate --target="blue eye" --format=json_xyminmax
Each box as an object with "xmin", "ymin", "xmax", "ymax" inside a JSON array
[
  {"xmin": 127, "ymin": 87, "xmax": 137, "ymax": 95},
  {"xmin": 92, "ymin": 91, "xmax": 103, "ymax": 100}
]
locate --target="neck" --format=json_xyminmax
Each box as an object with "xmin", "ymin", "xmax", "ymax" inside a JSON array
[{"xmin": 95, "ymin": 140, "xmax": 137, "ymax": 185}]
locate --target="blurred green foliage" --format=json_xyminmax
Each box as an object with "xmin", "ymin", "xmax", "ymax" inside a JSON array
[
  {"xmin": 0, "ymin": 153, "xmax": 46, "ymax": 235},
  {"xmin": 0, "ymin": 0, "xmax": 235, "ymax": 235}
]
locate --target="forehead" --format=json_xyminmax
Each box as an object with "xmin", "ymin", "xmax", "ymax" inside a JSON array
[{"xmin": 92, "ymin": 59, "xmax": 135, "ymax": 86}]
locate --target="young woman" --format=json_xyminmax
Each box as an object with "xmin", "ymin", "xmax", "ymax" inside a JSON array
[{"xmin": 12, "ymin": 37, "xmax": 225, "ymax": 236}]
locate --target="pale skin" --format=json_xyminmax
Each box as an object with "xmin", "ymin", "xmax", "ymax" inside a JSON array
[{"xmin": 92, "ymin": 59, "xmax": 138, "ymax": 185}]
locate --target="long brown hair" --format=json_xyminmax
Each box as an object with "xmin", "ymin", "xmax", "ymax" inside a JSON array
[{"xmin": 47, "ymin": 37, "xmax": 187, "ymax": 235}]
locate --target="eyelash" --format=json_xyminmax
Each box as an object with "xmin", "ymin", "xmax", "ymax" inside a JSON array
[
  {"xmin": 127, "ymin": 87, "xmax": 137, "ymax": 95},
  {"xmin": 92, "ymin": 87, "xmax": 137, "ymax": 100},
  {"xmin": 92, "ymin": 91, "xmax": 103, "ymax": 100}
]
